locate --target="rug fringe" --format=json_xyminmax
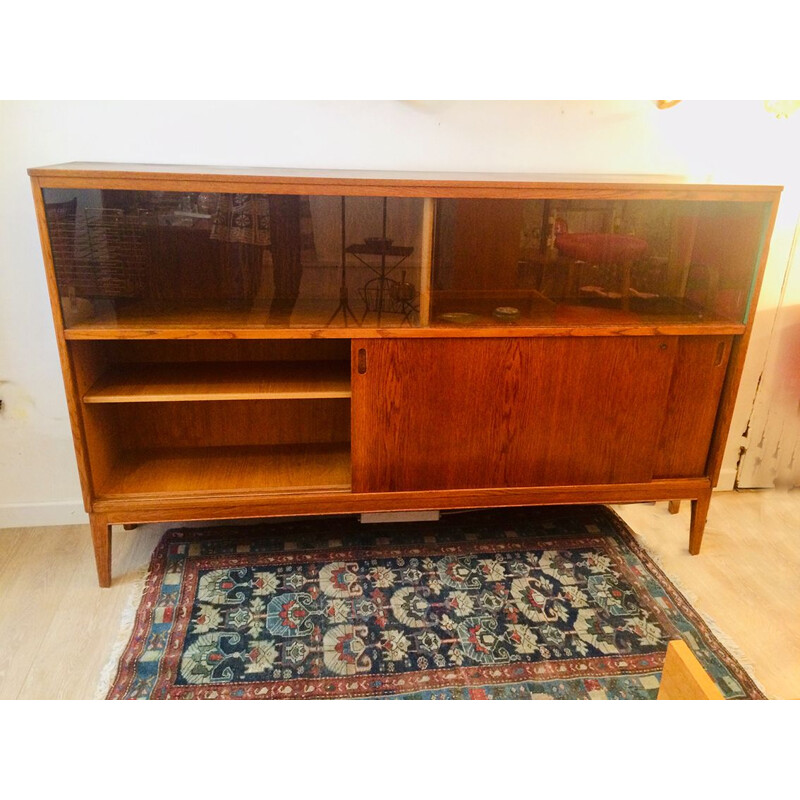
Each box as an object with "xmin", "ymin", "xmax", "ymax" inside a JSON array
[
  {"xmin": 94, "ymin": 565, "xmax": 149, "ymax": 700},
  {"xmin": 619, "ymin": 520, "xmax": 771, "ymax": 699},
  {"xmin": 696, "ymin": 614, "xmax": 771, "ymax": 698}
]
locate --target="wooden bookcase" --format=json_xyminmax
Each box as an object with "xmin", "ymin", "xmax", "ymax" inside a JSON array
[{"xmin": 28, "ymin": 163, "xmax": 782, "ymax": 586}]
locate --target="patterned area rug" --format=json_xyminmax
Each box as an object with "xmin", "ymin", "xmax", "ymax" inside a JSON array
[{"xmin": 105, "ymin": 506, "xmax": 763, "ymax": 699}]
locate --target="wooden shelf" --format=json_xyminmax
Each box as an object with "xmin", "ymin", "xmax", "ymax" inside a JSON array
[
  {"xmin": 84, "ymin": 361, "xmax": 351, "ymax": 403},
  {"xmin": 62, "ymin": 299, "xmax": 745, "ymax": 340},
  {"xmin": 97, "ymin": 443, "xmax": 351, "ymax": 500},
  {"xmin": 428, "ymin": 300, "xmax": 746, "ymax": 335},
  {"xmin": 62, "ymin": 301, "xmax": 417, "ymax": 340}
]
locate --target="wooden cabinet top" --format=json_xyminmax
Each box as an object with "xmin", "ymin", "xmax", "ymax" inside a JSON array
[{"xmin": 28, "ymin": 162, "xmax": 782, "ymax": 201}]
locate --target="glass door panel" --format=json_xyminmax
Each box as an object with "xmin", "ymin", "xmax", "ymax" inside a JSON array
[
  {"xmin": 431, "ymin": 198, "xmax": 769, "ymax": 328},
  {"xmin": 41, "ymin": 188, "xmax": 426, "ymax": 332}
]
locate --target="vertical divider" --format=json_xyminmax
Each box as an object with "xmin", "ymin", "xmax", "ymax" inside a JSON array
[{"xmin": 419, "ymin": 198, "xmax": 435, "ymax": 326}]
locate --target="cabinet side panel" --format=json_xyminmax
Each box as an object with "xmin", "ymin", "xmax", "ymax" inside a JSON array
[
  {"xmin": 29, "ymin": 179, "xmax": 96, "ymax": 510},
  {"xmin": 653, "ymin": 336, "xmax": 733, "ymax": 478},
  {"xmin": 69, "ymin": 342, "xmax": 119, "ymax": 496},
  {"xmin": 706, "ymin": 198, "xmax": 781, "ymax": 485}
]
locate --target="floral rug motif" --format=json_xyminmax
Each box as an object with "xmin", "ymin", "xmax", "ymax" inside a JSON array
[{"xmin": 106, "ymin": 506, "xmax": 763, "ymax": 699}]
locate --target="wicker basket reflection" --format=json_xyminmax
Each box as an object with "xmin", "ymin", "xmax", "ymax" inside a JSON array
[{"xmin": 45, "ymin": 204, "xmax": 148, "ymax": 298}]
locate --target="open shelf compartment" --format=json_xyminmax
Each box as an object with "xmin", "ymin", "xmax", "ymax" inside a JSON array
[
  {"xmin": 97, "ymin": 443, "xmax": 351, "ymax": 500},
  {"xmin": 73, "ymin": 338, "xmax": 353, "ymax": 501},
  {"xmin": 85, "ymin": 398, "xmax": 352, "ymax": 500}
]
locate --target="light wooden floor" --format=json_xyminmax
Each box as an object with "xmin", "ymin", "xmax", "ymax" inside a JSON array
[{"xmin": 0, "ymin": 491, "xmax": 797, "ymax": 699}]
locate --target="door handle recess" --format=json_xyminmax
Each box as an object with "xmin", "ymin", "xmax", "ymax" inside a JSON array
[{"xmin": 357, "ymin": 348, "xmax": 367, "ymax": 374}]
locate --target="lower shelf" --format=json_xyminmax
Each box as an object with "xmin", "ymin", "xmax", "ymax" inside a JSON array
[{"xmin": 97, "ymin": 443, "xmax": 351, "ymax": 500}]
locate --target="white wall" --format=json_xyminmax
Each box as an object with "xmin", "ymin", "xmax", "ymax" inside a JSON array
[{"xmin": 1, "ymin": 100, "xmax": 798, "ymax": 526}]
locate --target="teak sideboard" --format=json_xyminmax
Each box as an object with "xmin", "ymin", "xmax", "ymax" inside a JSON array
[{"xmin": 28, "ymin": 163, "xmax": 782, "ymax": 587}]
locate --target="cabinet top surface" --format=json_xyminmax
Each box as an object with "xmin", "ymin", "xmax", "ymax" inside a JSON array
[{"xmin": 28, "ymin": 162, "xmax": 782, "ymax": 196}]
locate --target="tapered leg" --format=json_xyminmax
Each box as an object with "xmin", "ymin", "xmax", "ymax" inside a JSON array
[
  {"xmin": 668, "ymin": 499, "xmax": 681, "ymax": 515},
  {"xmin": 689, "ymin": 490, "xmax": 712, "ymax": 555},
  {"xmin": 89, "ymin": 513, "xmax": 112, "ymax": 588}
]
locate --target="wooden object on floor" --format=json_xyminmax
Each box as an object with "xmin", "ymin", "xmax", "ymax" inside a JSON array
[
  {"xmin": 28, "ymin": 163, "xmax": 781, "ymax": 585},
  {"xmin": 668, "ymin": 499, "xmax": 682, "ymax": 514},
  {"xmin": 657, "ymin": 639, "xmax": 724, "ymax": 699}
]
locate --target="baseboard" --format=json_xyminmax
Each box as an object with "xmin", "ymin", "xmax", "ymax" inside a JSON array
[
  {"xmin": 716, "ymin": 468, "xmax": 738, "ymax": 492},
  {"xmin": 0, "ymin": 500, "xmax": 88, "ymax": 529}
]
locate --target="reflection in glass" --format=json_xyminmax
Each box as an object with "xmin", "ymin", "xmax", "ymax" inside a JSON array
[
  {"xmin": 43, "ymin": 189, "xmax": 425, "ymax": 330},
  {"xmin": 42, "ymin": 188, "xmax": 766, "ymax": 332},
  {"xmin": 432, "ymin": 198, "xmax": 765, "ymax": 327}
]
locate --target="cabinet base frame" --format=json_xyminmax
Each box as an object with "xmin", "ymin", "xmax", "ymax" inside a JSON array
[{"xmin": 91, "ymin": 478, "xmax": 711, "ymax": 587}]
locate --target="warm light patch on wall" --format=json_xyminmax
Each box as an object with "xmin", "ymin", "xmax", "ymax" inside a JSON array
[
  {"xmin": 649, "ymin": 100, "xmax": 800, "ymax": 186},
  {"xmin": 654, "ymin": 99, "xmax": 800, "ymax": 119},
  {"xmin": 763, "ymin": 100, "xmax": 800, "ymax": 119}
]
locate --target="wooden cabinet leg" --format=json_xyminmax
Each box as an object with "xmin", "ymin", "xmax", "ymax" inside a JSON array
[
  {"xmin": 122, "ymin": 524, "xmax": 138, "ymax": 530},
  {"xmin": 89, "ymin": 513, "xmax": 112, "ymax": 588},
  {"xmin": 689, "ymin": 490, "xmax": 712, "ymax": 555},
  {"xmin": 668, "ymin": 499, "xmax": 681, "ymax": 515}
]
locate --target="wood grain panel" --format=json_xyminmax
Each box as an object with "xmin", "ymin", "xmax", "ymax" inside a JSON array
[
  {"xmin": 653, "ymin": 336, "xmax": 732, "ymax": 478},
  {"xmin": 351, "ymin": 337, "xmax": 676, "ymax": 492},
  {"xmin": 102, "ymin": 338, "xmax": 350, "ymax": 363},
  {"xmin": 104, "ymin": 399, "xmax": 350, "ymax": 450}
]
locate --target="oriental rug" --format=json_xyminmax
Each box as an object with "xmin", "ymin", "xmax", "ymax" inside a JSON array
[{"xmin": 104, "ymin": 506, "xmax": 764, "ymax": 699}]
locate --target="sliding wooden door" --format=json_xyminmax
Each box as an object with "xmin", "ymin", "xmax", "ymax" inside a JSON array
[{"xmin": 351, "ymin": 337, "xmax": 677, "ymax": 493}]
